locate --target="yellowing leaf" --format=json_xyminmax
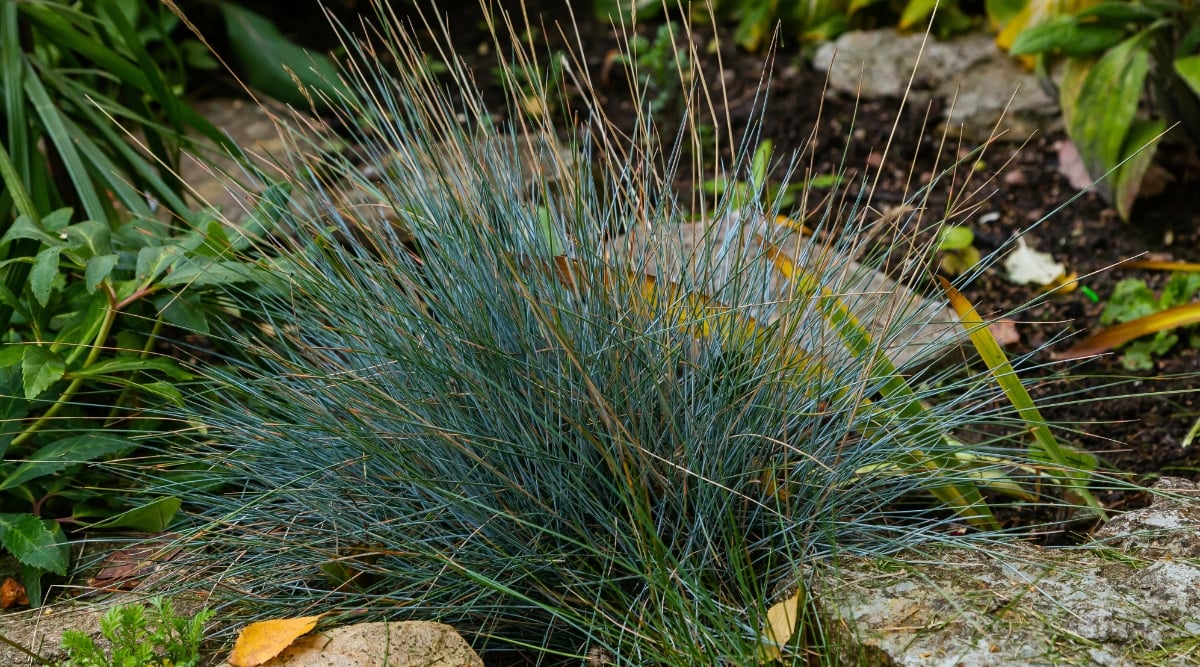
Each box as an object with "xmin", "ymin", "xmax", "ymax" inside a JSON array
[
  {"xmin": 229, "ymin": 614, "xmax": 325, "ymax": 667},
  {"xmin": 1059, "ymin": 302, "xmax": 1200, "ymax": 361},
  {"xmin": 939, "ymin": 278, "xmax": 1102, "ymax": 511},
  {"xmin": 758, "ymin": 590, "xmax": 802, "ymax": 662},
  {"xmin": 1123, "ymin": 260, "xmax": 1200, "ymax": 272}
]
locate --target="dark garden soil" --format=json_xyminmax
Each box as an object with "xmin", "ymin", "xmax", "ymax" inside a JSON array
[{"xmin": 225, "ymin": 2, "xmax": 1200, "ymax": 498}]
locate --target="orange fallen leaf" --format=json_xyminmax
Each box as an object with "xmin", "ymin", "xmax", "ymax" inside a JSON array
[
  {"xmin": 0, "ymin": 577, "xmax": 28, "ymax": 608},
  {"xmin": 228, "ymin": 614, "xmax": 326, "ymax": 667},
  {"xmin": 1059, "ymin": 302, "xmax": 1200, "ymax": 361}
]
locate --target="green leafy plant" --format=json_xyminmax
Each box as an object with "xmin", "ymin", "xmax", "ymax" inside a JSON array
[
  {"xmin": 934, "ymin": 224, "xmax": 982, "ymax": 276},
  {"xmin": 1003, "ymin": 0, "xmax": 1200, "ymax": 220},
  {"xmin": 612, "ymin": 21, "xmax": 692, "ymax": 118},
  {"xmin": 0, "ymin": 198, "xmax": 274, "ymax": 602},
  {"xmin": 0, "ymin": 0, "xmax": 280, "ymax": 603},
  {"xmin": 60, "ymin": 597, "xmax": 214, "ymax": 667},
  {"xmin": 596, "ymin": 0, "xmax": 981, "ymax": 52},
  {"xmin": 157, "ymin": 3, "xmax": 1116, "ymax": 664},
  {"xmin": 217, "ymin": 2, "xmax": 349, "ymax": 108}
]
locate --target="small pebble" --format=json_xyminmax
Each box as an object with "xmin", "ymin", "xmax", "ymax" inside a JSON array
[{"xmin": 1003, "ymin": 170, "xmax": 1028, "ymax": 186}]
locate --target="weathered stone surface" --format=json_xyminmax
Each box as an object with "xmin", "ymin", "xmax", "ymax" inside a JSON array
[
  {"xmin": 812, "ymin": 30, "xmax": 1058, "ymax": 142},
  {"xmin": 817, "ymin": 480, "xmax": 1200, "ymax": 666},
  {"xmin": 1093, "ymin": 476, "xmax": 1200, "ymax": 558},
  {"xmin": 608, "ymin": 212, "xmax": 964, "ymax": 368},
  {"xmin": 215, "ymin": 621, "xmax": 482, "ymax": 667}
]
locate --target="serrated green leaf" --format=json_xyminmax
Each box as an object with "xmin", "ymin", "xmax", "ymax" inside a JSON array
[
  {"xmin": 30, "ymin": 246, "xmax": 62, "ymax": 307},
  {"xmin": 1121, "ymin": 339, "xmax": 1159, "ymax": 370},
  {"xmin": 156, "ymin": 258, "xmax": 262, "ymax": 288},
  {"xmin": 52, "ymin": 292, "xmax": 108, "ymax": 363},
  {"xmin": 89, "ymin": 496, "xmax": 180, "ymax": 532},
  {"xmin": 136, "ymin": 245, "xmax": 184, "ymax": 283},
  {"xmin": 1176, "ymin": 54, "xmax": 1200, "ymax": 97},
  {"xmin": 85, "ymin": 254, "xmax": 119, "ymax": 293},
  {"xmin": 1161, "ymin": 272, "xmax": 1200, "ymax": 308},
  {"xmin": 0, "ymin": 513, "xmax": 67, "ymax": 574},
  {"xmin": 0, "ymin": 345, "xmax": 23, "ymax": 369},
  {"xmin": 155, "ymin": 292, "xmax": 209, "ymax": 334},
  {"xmin": 1102, "ymin": 278, "xmax": 1157, "ymax": 324},
  {"xmin": 0, "ymin": 214, "xmax": 58, "ymax": 246},
  {"xmin": 40, "ymin": 208, "xmax": 74, "ymax": 234},
  {"xmin": 21, "ymin": 346, "xmax": 64, "ymax": 400},
  {"xmin": 0, "ymin": 434, "xmax": 135, "ymax": 491},
  {"xmin": 129, "ymin": 380, "xmax": 185, "ymax": 406},
  {"xmin": 65, "ymin": 220, "xmax": 113, "ymax": 259},
  {"xmin": 220, "ymin": 2, "xmax": 349, "ymax": 107},
  {"xmin": 70, "ymin": 356, "xmax": 192, "ymax": 380}
]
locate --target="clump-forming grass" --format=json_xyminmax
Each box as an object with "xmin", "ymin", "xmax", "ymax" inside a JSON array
[{"xmin": 161, "ymin": 3, "xmax": 1118, "ymax": 664}]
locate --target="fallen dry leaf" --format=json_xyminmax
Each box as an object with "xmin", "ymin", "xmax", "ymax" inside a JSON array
[
  {"xmin": 229, "ymin": 614, "xmax": 326, "ymax": 667},
  {"xmin": 1055, "ymin": 140, "xmax": 1093, "ymax": 191},
  {"xmin": 1003, "ymin": 237, "xmax": 1065, "ymax": 286},
  {"xmin": 87, "ymin": 536, "xmax": 181, "ymax": 591},
  {"xmin": 759, "ymin": 589, "xmax": 801, "ymax": 662},
  {"xmin": 0, "ymin": 577, "xmax": 28, "ymax": 608},
  {"xmin": 988, "ymin": 319, "xmax": 1020, "ymax": 347}
]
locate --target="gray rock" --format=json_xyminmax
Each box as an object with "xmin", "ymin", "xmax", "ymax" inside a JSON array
[
  {"xmin": 607, "ymin": 211, "xmax": 964, "ymax": 369},
  {"xmin": 816, "ymin": 480, "xmax": 1200, "ymax": 665},
  {"xmin": 812, "ymin": 29, "xmax": 1058, "ymax": 142},
  {"xmin": 214, "ymin": 621, "xmax": 483, "ymax": 667},
  {"xmin": 1093, "ymin": 477, "xmax": 1200, "ymax": 559}
]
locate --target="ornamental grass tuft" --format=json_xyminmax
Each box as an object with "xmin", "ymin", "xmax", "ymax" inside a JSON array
[{"xmin": 160, "ymin": 3, "xmax": 1120, "ymax": 663}]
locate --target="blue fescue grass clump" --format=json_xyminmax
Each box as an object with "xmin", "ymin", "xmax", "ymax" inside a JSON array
[{"xmin": 163, "ymin": 4, "xmax": 1108, "ymax": 664}]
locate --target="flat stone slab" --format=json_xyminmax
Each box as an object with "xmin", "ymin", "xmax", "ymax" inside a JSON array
[
  {"xmin": 215, "ymin": 621, "xmax": 482, "ymax": 667},
  {"xmin": 608, "ymin": 213, "xmax": 964, "ymax": 369},
  {"xmin": 815, "ymin": 478, "xmax": 1200, "ymax": 666}
]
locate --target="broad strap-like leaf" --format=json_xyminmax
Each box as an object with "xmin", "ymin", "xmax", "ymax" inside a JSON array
[
  {"xmin": 940, "ymin": 278, "xmax": 1102, "ymax": 510},
  {"xmin": 1176, "ymin": 54, "xmax": 1200, "ymax": 97},
  {"xmin": 87, "ymin": 496, "xmax": 181, "ymax": 532},
  {"xmin": 220, "ymin": 2, "xmax": 349, "ymax": 108},
  {"xmin": 1067, "ymin": 32, "xmax": 1153, "ymax": 207},
  {"xmin": 1061, "ymin": 301, "xmax": 1200, "ymax": 360}
]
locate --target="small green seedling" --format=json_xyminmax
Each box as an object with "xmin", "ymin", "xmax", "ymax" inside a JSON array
[
  {"xmin": 935, "ymin": 225, "xmax": 982, "ymax": 276},
  {"xmin": 59, "ymin": 597, "xmax": 213, "ymax": 667}
]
